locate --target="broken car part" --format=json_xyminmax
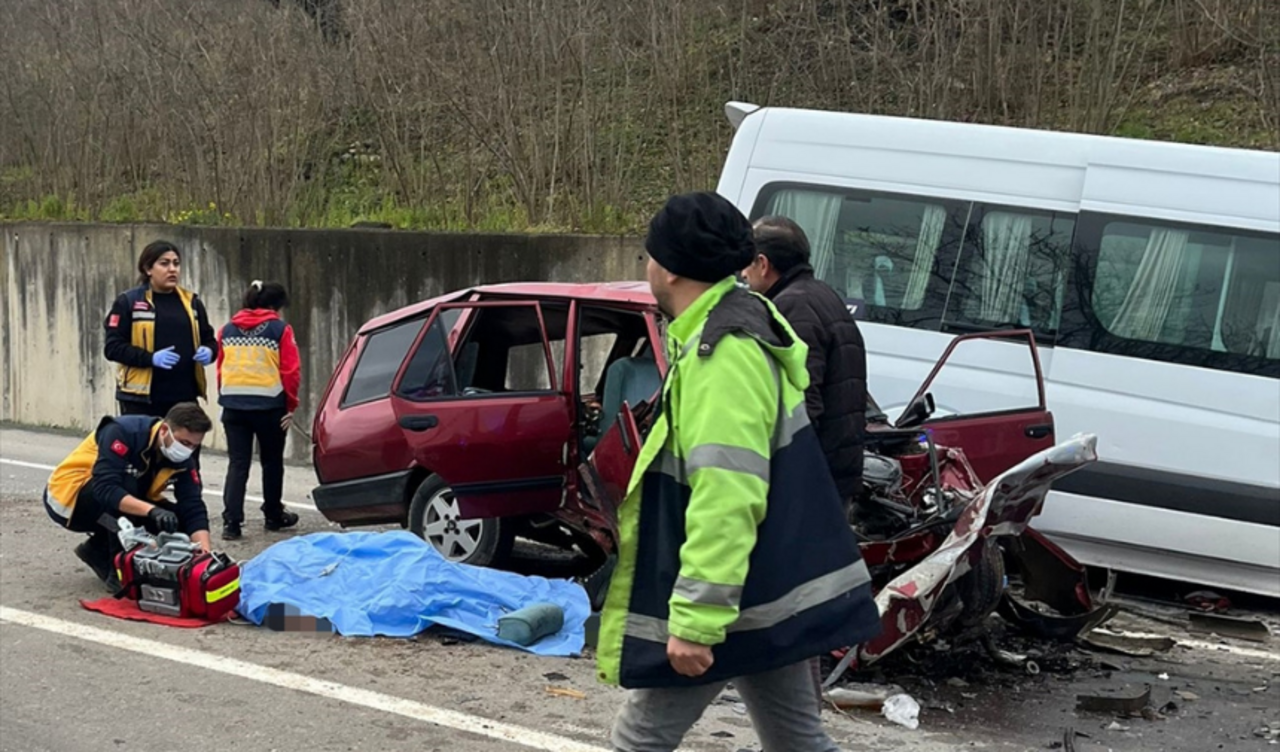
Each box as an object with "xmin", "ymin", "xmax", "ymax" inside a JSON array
[
  {"xmin": 1187, "ymin": 611, "xmax": 1273, "ymax": 643},
  {"xmin": 823, "ymin": 683, "xmax": 903, "ymax": 711},
  {"xmin": 826, "ymin": 434, "xmax": 1100, "ymax": 687},
  {"xmin": 1184, "ymin": 589, "xmax": 1231, "ymax": 613},
  {"xmin": 1075, "ymin": 684, "xmax": 1153, "ymax": 715},
  {"xmin": 981, "ymin": 633, "xmax": 1040, "ymax": 675},
  {"xmin": 1079, "ymin": 629, "xmax": 1176, "ymax": 657},
  {"xmin": 998, "ymin": 527, "xmax": 1118, "ymax": 641}
]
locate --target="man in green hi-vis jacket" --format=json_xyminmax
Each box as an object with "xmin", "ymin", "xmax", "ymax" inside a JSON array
[{"xmin": 598, "ymin": 191, "xmax": 882, "ymax": 751}]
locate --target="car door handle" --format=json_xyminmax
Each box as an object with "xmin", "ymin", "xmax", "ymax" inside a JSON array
[
  {"xmin": 1024, "ymin": 423, "xmax": 1053, "ymax": 440},
  {"xmin": 399, "ymin": 415, "xmax": 439, "ymax": 432}
]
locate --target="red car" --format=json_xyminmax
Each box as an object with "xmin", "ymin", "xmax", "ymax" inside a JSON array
[
  {"xmin": 311, "ymin": 282, "xmax": 1060, "ymax": 573},
  {"xmin": 311, "ymin": 282, "xmax": 667, "ymax": 567}
]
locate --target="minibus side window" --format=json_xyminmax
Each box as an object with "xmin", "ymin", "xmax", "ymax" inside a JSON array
[
  {"xmin": 1061, "ymin": 212, "xmax": 1280, "ymax": 377},
  {"xmin": 752, "ymin": 183, "xmax": 968, "ymax": 330},
  {"xmin": 943, "ymin": 206, "xmax": 1075, "ymax": 339}
]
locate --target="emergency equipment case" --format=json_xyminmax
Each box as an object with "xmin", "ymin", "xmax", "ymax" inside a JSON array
[{"xmin": 113, "ymin": 534, "xmax": 241, "ymax": 621}]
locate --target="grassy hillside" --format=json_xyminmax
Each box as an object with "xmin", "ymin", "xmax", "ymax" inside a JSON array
[{"xmin": 1, "ymin": 0, "xmax": 1275, "ymax": 233}]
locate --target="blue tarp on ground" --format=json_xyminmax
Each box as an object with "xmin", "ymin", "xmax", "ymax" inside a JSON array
[{"xmin": 235, "ymin": 531, "xmax": 589, "ymax": 657}]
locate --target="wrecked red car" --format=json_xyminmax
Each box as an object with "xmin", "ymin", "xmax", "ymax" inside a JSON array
[
  {"xmin": 311, "ymin": 282, "xmax": 1109, "ymax": 665},
  {"xmin": 311, "ymin": 282, "xmax": 667, "ymax": 567},
  {"xmin": 585, "ymin": 328, "xmax": 1110, "ymax": 677}
]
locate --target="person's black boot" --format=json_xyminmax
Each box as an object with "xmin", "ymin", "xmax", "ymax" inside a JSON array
[
  {"xmin": 222, "ymin": 521, "xmax": 242, "ymax": 541},
  {"xmin": 74, "ymin": 534, "xmax": 119, "ymax": 591},
  {"xmin": 264, "ymin": 510, "xmax": 300, "ymax": 532}
]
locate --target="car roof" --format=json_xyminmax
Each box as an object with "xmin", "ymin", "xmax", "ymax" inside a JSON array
[{"xmin": 358, "ymin": 281, "xmax": 656, "ymax": 334}]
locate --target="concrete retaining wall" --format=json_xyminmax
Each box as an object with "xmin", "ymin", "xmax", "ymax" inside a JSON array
[{"xmin": 1, "ymin": 222, "xmax": 647, "ymax": 459}]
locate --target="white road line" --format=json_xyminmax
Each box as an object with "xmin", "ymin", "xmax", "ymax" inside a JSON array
[
  {"xmin": 0, "ymin": 606, "xmax": 608, "ymax": 752},
  {"xmin": 0, "ymin": 459, "xmax": 54, "ymax": 472},
  {"xmin": 0, "ymin": 457, "xmax": 318, "ymax": 512}
]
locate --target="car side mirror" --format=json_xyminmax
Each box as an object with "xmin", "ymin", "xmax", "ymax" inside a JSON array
[{"xmin": 894, "ymin": 393, "xmax": 936, "ymax": 429}]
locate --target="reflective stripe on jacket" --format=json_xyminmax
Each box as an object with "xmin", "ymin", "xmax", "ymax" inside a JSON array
[
  {"xmin": 217, "ymin": 317, "xmax": 290, "ymax": 410},
  {"xmin": 45, "ymin": 417, "xmax": 181, "ymax": 522},
  {"xmin": 596, "ymin": 279, "xmax": 882, "ymax": 689}
]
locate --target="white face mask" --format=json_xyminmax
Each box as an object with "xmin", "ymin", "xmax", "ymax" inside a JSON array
[{"xmin": 161, "ymin": 426, "xmax": 195, "ymax": 463}]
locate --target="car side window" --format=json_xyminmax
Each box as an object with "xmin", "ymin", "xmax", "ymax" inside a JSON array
[
  {"xmin": 576, "ymin": 306, "xmax": 654, "ymax": 396},
  {"xmin": 395, "ymin": 310, "xmax": 460, "ymax": 401},
  {"xmin": 505, "ymin": 343, "xmax": 553, "ymax": 391},
  {"xmin": 452, "ymin": 305, "xmax": 556, "ymax": 395},
  {"xmin": 341, "ymin": 318, "xmax": 425, "ymax": 407},
  {"xmin": 578, "ymin": 333, "xmax": 620, "ymax": 397}
]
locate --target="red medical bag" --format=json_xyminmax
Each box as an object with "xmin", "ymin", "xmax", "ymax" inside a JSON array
[{"xmin": 114, "ymin": 535, "xmax": 241, "ymax": 622}]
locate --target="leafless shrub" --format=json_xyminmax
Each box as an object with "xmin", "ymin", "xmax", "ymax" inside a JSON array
[{"xmin": 0, "ymin": 0, "xmax": 1272, "ymax": 231}]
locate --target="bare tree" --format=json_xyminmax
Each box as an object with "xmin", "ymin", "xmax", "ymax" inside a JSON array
[{"xmin": 0, "ymin": 0, "xmax": 1273, "ymax": 232}]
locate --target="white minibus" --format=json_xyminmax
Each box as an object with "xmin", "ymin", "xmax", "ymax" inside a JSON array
[{"xmin": 716, "ymin": 102, "xmax": 1280, "ymax": 597}]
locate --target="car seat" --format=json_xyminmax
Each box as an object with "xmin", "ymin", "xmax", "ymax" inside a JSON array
[{"xmin": 584, "ymin": 350, "xmax": 662, "ymax": 455}]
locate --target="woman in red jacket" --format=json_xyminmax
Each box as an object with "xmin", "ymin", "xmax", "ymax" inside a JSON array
[{"xmin": 215, "ymin": 281, "xmax": 301, "ymax": 540}]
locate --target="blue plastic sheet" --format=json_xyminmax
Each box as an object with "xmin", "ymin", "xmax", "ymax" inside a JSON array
[{"xmin": 236, "ymin": 531, "xmax": 589, "ymax": 657}]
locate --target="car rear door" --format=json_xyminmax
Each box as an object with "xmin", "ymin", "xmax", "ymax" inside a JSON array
[
  {"xmin": 908, "ymin": 330, "xmax": 1056, "ymax": 483},
  {"xmin": 389, "ymin": 301, "xmax": 574, "ymax": 519}
]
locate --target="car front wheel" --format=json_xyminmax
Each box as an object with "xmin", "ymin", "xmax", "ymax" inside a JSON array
[{"xmin": 408, "ymin": 474, "xmax": 513, "ymax": 568}]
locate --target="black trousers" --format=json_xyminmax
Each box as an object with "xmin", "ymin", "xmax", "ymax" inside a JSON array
[
  {"xmin": 221, "ymin": 407, "xmax": 288, "ymax": 525},
  {"xmin": 118, "ymin": 398, "xmax": 185, "ymax": 419}
]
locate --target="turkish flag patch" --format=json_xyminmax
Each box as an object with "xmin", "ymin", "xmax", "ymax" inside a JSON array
[
  {"xmin": 190, "ymin": 469, "xmax": 201, "ymax": 485},
  {"xmin": 110, "ymin": 440, "xmax": 128, "ymax": 457},
  {"xmin": 108, "ymin": 314, "xmax": 120, "ymax": 328}
]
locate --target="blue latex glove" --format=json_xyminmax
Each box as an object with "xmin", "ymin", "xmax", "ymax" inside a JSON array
[
  {"xmin": 194, "ymin": 346, "xmax": 213, "ymax": 365},
  {"xmin": 152, "ymin": 346, "xmax": 180, "ymax": 370}
]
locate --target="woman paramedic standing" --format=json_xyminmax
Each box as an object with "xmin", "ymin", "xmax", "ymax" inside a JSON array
[
  {"xmin": 104, "ymin": 241, "xmax": 219, "ymax": 418},
  {"xmin": 215, "ymin": 280, "xmax": 301, "ymax": 540}
]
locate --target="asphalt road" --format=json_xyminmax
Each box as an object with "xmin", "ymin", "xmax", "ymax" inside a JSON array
[{"xmin": 1, "ymin": 424, "xmax": 1276, "ymax": 752}]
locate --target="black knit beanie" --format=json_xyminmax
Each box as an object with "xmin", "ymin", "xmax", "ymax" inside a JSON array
[{"xmin": 645, "ymin": 192, "xmax": 756, "ymax": 283}]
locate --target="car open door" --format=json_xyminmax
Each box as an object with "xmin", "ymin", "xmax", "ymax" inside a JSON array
[
  {"xmin": 581, "ymin": 402, "xmax": 644, "ymax": 507},
  {"xmin": 388, "ymin": 301, "xmax": 574, "ymax": 519},
  {"xmin": 901, "ymin": 330, "xmax": 1056, "ymax": 484}
]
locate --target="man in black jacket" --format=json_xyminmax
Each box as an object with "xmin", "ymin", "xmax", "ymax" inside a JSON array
[{"xmin": 741, "ymin": 216, "xmax": 867, "ymax": 503}]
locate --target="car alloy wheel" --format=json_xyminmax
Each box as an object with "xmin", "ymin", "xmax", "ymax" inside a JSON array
[
  {"xmin": 423, "ymin": 488, "xmax": 483, "ymax": 562},
  {"xmin": 407, "ymin": 473, "xmax": 514, "ymax": 568}
]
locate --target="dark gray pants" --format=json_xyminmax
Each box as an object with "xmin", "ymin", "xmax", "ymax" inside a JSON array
[{"xmin": 611, "ymin": 661, "xmax": 841, "ymax": 752}]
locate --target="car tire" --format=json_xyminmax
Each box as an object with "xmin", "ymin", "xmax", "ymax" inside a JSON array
[
  {"xmin": 408, "ymin": 474, "xmax": 514, "ymax": 568},
  {"xmin": 956, "ymin": 539, "xmax": 1006, "ymax": 628}
]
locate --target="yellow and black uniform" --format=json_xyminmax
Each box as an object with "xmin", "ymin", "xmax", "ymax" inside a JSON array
[
  {"xmin": 104, "ymin": 285, "xmax": 218, "ymax": 417},
  {"xmin": 44, "ymin": 415, "xmax": 210, "ymax": 537},
  {"xmin": 215, "ymin": 308, "xmax": 302, "ymax": 530}
]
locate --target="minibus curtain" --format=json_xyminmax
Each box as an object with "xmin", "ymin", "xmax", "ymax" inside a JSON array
[
  {"xmin": 978, "ymin": 212, "xmax": 1034, "ymax": 322},
  {"xmin": 1258, "ymin": 283, "xmax": 1280, "ymax": 358},
  {"xmin": 1267, "ymin": 302, "xmax": 1280, "ymax": 358},
  {"xmin": 1109, "ymin": 228, "xmax": 1193, "ymax": 341},
  {"xmin": 1216, "ymin": 242, "xmax": 1280, "ymax": 358},
  {"xmin": 767, "ymin": 190, "xmax": 842, "ymax": 280},
  {"xmin": 904, "ymin": 205, "xmax": 946, "ymax": 310}
]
